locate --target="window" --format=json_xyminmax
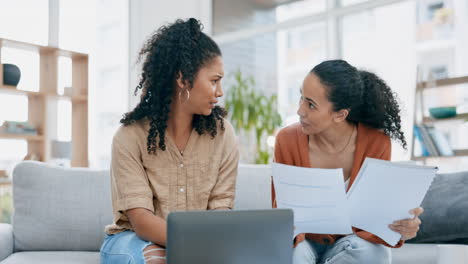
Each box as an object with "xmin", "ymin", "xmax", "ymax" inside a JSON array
[
  {"xmin": 218, "ymin": 22, "xmax": 326, "ymax": 125},
  {"xmin": 340, "ymin": 0, "xmax": 369, "ymax": 6},
  {"xmin": 0, "ymin": 0, "xmax": 48, "ymax": 45},
  {"xmin": 215, "ymin": 0, "xmax": 467, "ymax": 164},
  {"xmin": 58, "ymin": 0, "xmax": 129, "ymax": 168},
  {"xmin": 276, "ymin": 0, "xmax": 326, "ymax": 22},
  {"xmin": 221, "ymin": 32, "xmax": 278, "ymax": 97},
  {"xmin": 0, "ymin": 0, "xmax": 129, "ymax": 170},
  {"xmin": 213, "ymin": 0, "xmax": 326, "ymax": 35},
  {"xmin": 92, "ymin": 0, "xmax": 128, "ymax": 168},
  {"xmin": 59, "ymin": 0, "xmax": 95, "ymax": 53},
  {"xmin": 278, "ymin": 23, "xmax": 327, "ymax": 125}
]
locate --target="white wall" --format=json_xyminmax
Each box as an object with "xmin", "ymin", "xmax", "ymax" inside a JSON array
[{"xmin": 128, "ymin": 0, "xmax": 212, "ymax": 109}]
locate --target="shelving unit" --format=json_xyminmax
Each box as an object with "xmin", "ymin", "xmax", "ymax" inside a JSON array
[
  {"xmin": 422, "ymin": 112, "xmax": 468, "ymax": 123},
  {"xmin": 0, "ymin": 37, "xmax": 89, "ymax": 168},
  {"xmin": 0, "ymin": 133, "xmax": 44, "ymax": 141},
  {"xmin": 413, "ymin": 149, "xmax": 468, "ymax": 161},
  {"xmin": 411, "ymin": 75, "xmax": 468, "ymax": 162},
  {"xmin": 0, "ymin": 85, "xmax": 88, "ymax": 102}
]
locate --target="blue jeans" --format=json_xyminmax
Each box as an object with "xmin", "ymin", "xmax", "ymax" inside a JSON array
[
  {"xmin": 100, "ymin": 231, "xmax": 162, "ymax": 264},
  {"xmin": 292, "ymin": 235, "xmax": 391, "ymax": 264}
]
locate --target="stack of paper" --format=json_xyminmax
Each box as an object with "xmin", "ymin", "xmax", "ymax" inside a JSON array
[{"xmin": 272, "ymin": 158, "xmax": 437, "ymax": 246}]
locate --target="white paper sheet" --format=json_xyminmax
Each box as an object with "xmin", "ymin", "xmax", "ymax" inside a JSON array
[
  {"xmin": 272, "ymin": 162, "xmax": 353, "ymax": 238},
  {"xmin": 347, "ymin": 158, "xmax": 437, "ymax": 246}
]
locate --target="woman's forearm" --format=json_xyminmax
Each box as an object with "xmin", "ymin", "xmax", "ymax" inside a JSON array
[{"xmin": 126, "ymin": 208, "xmax": 167, "ymax": 247}]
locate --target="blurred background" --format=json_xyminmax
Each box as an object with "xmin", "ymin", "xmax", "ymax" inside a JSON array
[{"xmin": 1, "ymin": 0, "xmax": 468, "ymax": 222}]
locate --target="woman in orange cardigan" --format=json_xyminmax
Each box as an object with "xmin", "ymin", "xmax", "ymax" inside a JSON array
[{"xmin": 272, "ymin": 60, "xmax": 423, "ymax": 264}]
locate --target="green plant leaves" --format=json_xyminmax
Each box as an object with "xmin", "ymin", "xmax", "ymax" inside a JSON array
[
  {"xmin": 0, "ymin": 192, "xmax": 12, "ymax": 223},
  {"xmin": 224, "ymin": 69, "xmax": 282, "ymax": 164}
]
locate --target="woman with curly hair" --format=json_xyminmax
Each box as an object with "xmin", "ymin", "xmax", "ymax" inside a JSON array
[
  {"xmin": 272, "ymin": 60, "xmax": 423, "ymax": 264},
  {"xmin": 100, "ymin": 18, "xmax": 239, "ymax": 264}
]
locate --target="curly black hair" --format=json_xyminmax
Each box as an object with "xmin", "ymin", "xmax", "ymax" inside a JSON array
[
  {"xmin": 120, "ymin": 18, "xmax": 227, "ymax": 154},
  {"xmin": 311, "ymin": 60, "xmax": 407, "ymax": 149}
]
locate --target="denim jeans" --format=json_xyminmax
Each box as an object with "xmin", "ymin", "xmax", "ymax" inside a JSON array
[
  {"xmin": 292, "ymin": 234, "xmax": 391, "ymax": 264},
  {"xmin": 100, "ymin": 231, "xmax": 159, "ymax": 264}
]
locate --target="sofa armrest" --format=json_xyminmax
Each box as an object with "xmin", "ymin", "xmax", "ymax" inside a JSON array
[{"xmin": 0, "ymin": 223, "xmax": 13, "ymax": 261}]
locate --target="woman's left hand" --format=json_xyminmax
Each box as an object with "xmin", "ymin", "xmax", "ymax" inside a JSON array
[{"xmin": 389, "ymin": 207, "xmax": 424, "ymax": 241}]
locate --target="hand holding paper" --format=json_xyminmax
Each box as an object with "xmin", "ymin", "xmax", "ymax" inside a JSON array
[
  {"xmin": 389, "ymin": 207, "xmax": 424, "ymax": 241},
  {"xmin": 272, "ymin": 158, "xmax": 437, "ymax": 246},
  {"xmin": 272, "ymin": 163, "xmax": 353, "ymax": 238},
  {"xmin": 347, "ymin": 158, "xmax": 436, "ymax": 246}
]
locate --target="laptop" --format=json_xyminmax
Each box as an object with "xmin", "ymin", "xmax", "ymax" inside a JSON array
[{"xmin": 166, "ymin": 209, "xmax": 293, "ymax": 264}]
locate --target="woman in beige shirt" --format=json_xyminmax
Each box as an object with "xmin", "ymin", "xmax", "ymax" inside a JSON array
[{"xmin": 100, "ymin": 18, "xmax": 239, "ymax": 264}]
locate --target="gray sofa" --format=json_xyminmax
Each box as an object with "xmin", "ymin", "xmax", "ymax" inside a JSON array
[{"xmin": 0, "ymin": 161, "xmax": 467, "ymax": 263}]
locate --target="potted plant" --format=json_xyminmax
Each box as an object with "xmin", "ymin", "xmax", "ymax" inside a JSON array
[{"xmin": 224, "ymin": 69, "xmax": 282, "ymax": 164}]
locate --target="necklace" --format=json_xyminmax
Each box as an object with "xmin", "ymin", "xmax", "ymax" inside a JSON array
[{"xmin": 312, "ymin": 124, "xmax": 356, "ymax": 155}]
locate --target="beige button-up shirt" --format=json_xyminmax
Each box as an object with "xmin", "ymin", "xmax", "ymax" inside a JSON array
[{"xmin": 105, "ymin": 119, "xmax": 239, "ymax": 235}]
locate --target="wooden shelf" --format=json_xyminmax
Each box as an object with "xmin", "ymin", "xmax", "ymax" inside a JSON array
[
  {"xmin": 0, "ymin": 133, "xmax": 44, "ymax": 141},
  {"xmin": 46, "ymin": 93, "xmax": 88, "ymax": 103},
  {"xmin": 454, "ymin": 149, "xmax": 468, "ymax": 156},
  {"xmin": 0, "ymin": 86, "xmax": 87, "ymax": 102},
  {"xmin": 72, "ymin": 96, "xmax": 88, "ymax": 103},
  {"xmin": 418, "ymin": 76, "xmax": 468, "ymax": 90},
  {"xmin": 423, "ymin": 113, "xmax": 468, "ymax": 123},
  {"xmin": 0, "ymin": 86, "xmax": 45, "ymax": 97},
  {"xmin": 412, "ymin": 149, "xmax": 468, "ymax": 161},
  {"xmin": 0, "ymin": 37, "xmax": 87, "ymax": 59}
]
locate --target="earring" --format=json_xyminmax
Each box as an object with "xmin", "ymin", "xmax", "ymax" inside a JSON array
[{"xmin": 178, "ymin": 89, "xmax": 190, "ymax": 103}]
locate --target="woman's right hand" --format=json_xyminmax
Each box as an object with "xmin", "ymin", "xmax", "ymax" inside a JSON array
[{"xmin": 293, "ymin": 233, "xmax": 306, "ymax": 248}]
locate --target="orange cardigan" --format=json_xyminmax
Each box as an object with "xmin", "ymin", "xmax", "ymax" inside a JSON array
[{"xmin": 272, "ymin": 122, "xmax": 404, "ymax": 248}]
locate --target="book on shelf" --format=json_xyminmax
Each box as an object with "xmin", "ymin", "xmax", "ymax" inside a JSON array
[
  {"xmin": 414, "ymin": 125, "xmax": 439, "ymax": 156},
  {"xmin": 419, "ymin": 125, "xmax": 440, "ymax": 156},
  {"xmin": 0, "ymin": 121, "xmax": 38, "ymax": 135},
  {"xmin": 413, "ymin": 124, "xmax": 454, "ymax": 157},
  {"xmin": 426, "ymin": 126, "xmax": 454, "ymax": 156},
  {"xmin": 413, "ymin": 125, "xmax": 430, "ymax": 156}
]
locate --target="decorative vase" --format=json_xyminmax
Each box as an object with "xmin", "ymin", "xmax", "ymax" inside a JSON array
[
  {"xmin": 2, "ymin": 63, "xmax": 21, "ymax": 86},
  {"xmin": 428, "ymin": 106, "xmax": 457, "ymax": 119}
]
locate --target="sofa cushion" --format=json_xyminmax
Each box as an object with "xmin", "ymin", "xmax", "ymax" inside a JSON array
[
  {"xmin": 234, "ymin": 164, "xmax": 271, "ymax": 210},
  {"xmin": 0, "ymin": 224, "xmax": 13, "ymax": 261},
  {"xmin": 407, "ymin": 171, "xmax": 468, "ymax": 244},
  {"xmin": 391, "ymin": 244, "xmax": 439, "ymax": 264},
  {"xmin": 391, "ymin": 244, "xmax": 468, "ymax": 264},
  {"xmin": 0, "ymin": 251, "xmax": 99, "ymax": 264},
  {"xmin": 12, "ymin": 161, "xmax": 112, "ymax": 251}
]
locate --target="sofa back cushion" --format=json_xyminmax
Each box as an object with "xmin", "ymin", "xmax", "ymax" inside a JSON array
[
  {"xmin": 11, "ymin": 162, "xmax": 272, "ymax": 251},
  {"xmin": 408, "ymin": 171, "xmax": 468, "ymax": 244},
  {"xmin": 234, "ymin": 164, "xmax": 272, "ymax": 210},
  {"xmin": 12, "ymin": 161, "xmax": 113, "ymax": 251}
]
